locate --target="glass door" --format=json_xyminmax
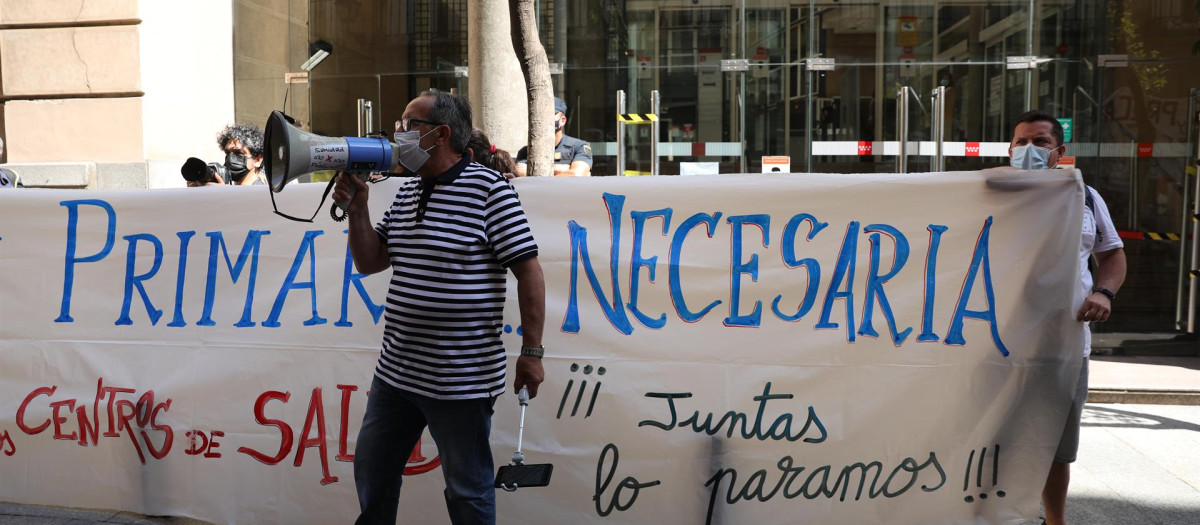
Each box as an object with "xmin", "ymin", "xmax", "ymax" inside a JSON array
[
  {"xmin": 1084, "ymin": 1, "xmax": 1194, "ymax": 331},
  {"xmin": 793, "ymin": 1, "xmax": 1037, "ymax": 174}
]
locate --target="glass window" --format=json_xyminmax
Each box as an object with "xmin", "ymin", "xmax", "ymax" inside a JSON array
[{"xmin": 243, "ymin": 0, "xmax": 1200, "ymax": 332}]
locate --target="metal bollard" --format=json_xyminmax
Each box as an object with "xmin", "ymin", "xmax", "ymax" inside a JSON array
[
  {"xmin": 897, "ymin": 86, "xmax": 910, "ymax": 174},
  {"xmin": 616, "ymin": 90, "xmax": 626, "ymax": 177},
  {"xmin": 1176, "ymin": 90, "xmax": 1195, "ymax": 330},
  {"xmin": 932, "ymin": 86, "xmax": 946, "ymax": 172},
  {"xmin": 1190, "ymin": 106, "xmax": 1200, "ymax": 332},
  {"xmin": 357, "ymin": 99, "xmax": 373, "ymax": 137},
  {"xmin": 651, "ymin": 90, "xmax": 660, "ymax": 176}
]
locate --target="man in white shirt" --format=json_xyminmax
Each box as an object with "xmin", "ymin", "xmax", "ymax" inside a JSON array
[{"xmin": 1006, "ymin": 110, "xmax": 1127, "ymax": 525}]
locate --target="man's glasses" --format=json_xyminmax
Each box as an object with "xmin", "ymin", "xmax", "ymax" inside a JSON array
[{"xmin": 400, "ymin": 118, "xmax": 441, "ymax": 132}]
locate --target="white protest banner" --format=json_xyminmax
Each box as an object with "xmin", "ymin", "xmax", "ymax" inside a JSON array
[{"xmin": 0, "ymin": 171, "xmax": 1085, "ymax": 524}]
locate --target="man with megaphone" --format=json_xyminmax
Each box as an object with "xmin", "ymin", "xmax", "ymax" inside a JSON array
[{"xmin": 332, "ymin": 90, "xmax": 547, "ymax": 525}]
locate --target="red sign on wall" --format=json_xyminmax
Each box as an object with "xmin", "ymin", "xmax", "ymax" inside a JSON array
[
  {"xmin": 1137, "ymin": 143, "xmax": 1153, "ymax": 157},
  {"xmin": 857, "ymin": 141, "xmax": 873, "ymax": 155},
  {"xmin": 965, "ymin": 142, "xmax": 980, "ymax": 157}
]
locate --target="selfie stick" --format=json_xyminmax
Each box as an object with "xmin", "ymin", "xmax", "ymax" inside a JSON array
[{"xmin": 500, "ymin": 387, "xmax": 530, "ymax": 492}]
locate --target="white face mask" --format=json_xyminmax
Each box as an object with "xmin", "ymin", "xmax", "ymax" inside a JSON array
[
  {"xmin": 393, "ymin": 128, "xmax": 438, "ymax": 172},
  {"xmin": 1010, "ymin": 144, "xmax": 1057, "ymax": 170}
]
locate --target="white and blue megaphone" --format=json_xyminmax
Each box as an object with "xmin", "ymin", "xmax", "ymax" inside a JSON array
[{"xmin": 263, "ymin": 110, "xmax": 398, "ymax": 221}]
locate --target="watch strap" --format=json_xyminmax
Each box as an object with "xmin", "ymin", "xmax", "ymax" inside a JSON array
[
  {"xmin": 1093, "ymin": 287, "xmax": 1116, "ymax": 301},
  {"xmin": 520, "ymin": 345, "xmax": 545, "ymax": 358}
]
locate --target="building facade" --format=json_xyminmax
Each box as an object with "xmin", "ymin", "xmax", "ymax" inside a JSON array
[{"xmin": 1, "ymin": 0, "xmax": 1197, "ymax": 333}]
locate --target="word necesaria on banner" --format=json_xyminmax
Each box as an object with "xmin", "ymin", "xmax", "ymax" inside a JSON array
[
  {"xmin": 562, "ymin": 192, "xmax": 1009, "ymax": 356},
  {"xmin": 50, "ymin": 192, "xmax": 1009, "ymax": 357}
]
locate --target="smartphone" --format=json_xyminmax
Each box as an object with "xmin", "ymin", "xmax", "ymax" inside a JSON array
[{"xmin": 494, "ymin": 463, "xmax": 553, "ymax": 489}]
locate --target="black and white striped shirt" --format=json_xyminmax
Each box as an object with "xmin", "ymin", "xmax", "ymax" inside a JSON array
[{"xmin": 373, "ymin": 158, "xmax": 538, "ymax": 400}]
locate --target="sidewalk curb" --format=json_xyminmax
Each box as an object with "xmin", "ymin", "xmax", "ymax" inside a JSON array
[
  {"xmin": 1088, "ymin": 388, "xmax": 1200, "ymax": 405},
  {"xmin": 1091, "ymin": 331, "xmax": 1199, "ymax": 358}
]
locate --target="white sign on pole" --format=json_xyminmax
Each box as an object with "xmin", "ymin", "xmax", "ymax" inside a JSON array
[
  {"xmin": 680, "ymin": 161, "xmax": 720, "ymax": 175},
  {"xmin": 761, "ymin": 155, "xmax": 791, "ymax": 173}
]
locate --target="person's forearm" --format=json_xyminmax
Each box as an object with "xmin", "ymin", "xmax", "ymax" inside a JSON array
[
  {"xmin": 1093, "ymin": 248, "xmax": 1126, "ymax": 294},
  {"xmin": 570, "ymin": 161, "xmax": 591, "ymax": 177},
  {"xmin": 513, "ymin": 259, "xmax": 545, "ymax": 347},
  {"xmin": 552, "ymin": 163, "xmax": 588, "ymax": 177},
  {"xmin": 347, "ymin": 209, "xmax": 389, "ymax": 275}
]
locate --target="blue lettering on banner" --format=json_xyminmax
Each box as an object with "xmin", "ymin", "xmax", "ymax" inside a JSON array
[
  {"xmin": 557, "ymin": 193, "xmax": 1009, "ymax": 356},
  {"xmin": 627, "ymin": 209, "xmax": 673, "ymax": 329},
  {"xmin": 48, "ymin": 202, "xmax": 395, "ymax": 328},
  {"xmin": 198, "ymin": 231, "xmax": 270, "ymax": 327},
  {"xmin": 725, "ymin": 215, "xmax": 770, "ymax": 327},
  {"xmin": 669, "ymin": 212, "xmax": 724, "ymax": 323},
  {"xmin": 56, "ymin": 199, "xmax": 117, "ymax": 323},
  {"xmin": 562, "ymin": 193, "xmax": 634, "ymax": 335},
  {"xmin": 944, "ymin": 217, "xmax": 1009, "ymax": 357},
  {"xmin": 264, "ymin": 230, "xmax": 327, "ymax": 327},
  {"xmin": 858, "ymin": 224, "xmax": 913, "ymax": 346},
  {"xmin": 917, "ymin": 225, "xmax": 949, "ymax": 342},
  {"xmin": 115, "ymin": 234, "xmax": 165, "ymax": 326},
  {"xmin": 168, "ymin": 232, "xmax": 197, "ymax": 327},
  {"xmin": 814, "ymin": 222, "xmax": 860, "ymax": 341},
  {"xmin": 772, "ymin": 213, "xmax": 827, "ymax": 322},
  {"xmin": 43, "ymin": 192, "xmax": 1010, "ymax": 357},
  {"xmin": 336, "ymin": 230, "xmax": 385, "ymax": 327}
]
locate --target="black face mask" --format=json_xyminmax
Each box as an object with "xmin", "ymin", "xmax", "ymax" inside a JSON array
[{"xmin": 224, "ymin": 152, "xmax": 250, "ymax": 182}]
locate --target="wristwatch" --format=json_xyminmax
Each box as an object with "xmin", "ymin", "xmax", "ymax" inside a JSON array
[
  {"xmin": 520, "ymin": 345, "xmax": 545, "ymax": 359},
  {"xmin": 1092, "ymin": 287, "xmax": 1116, "ymax": 301}
]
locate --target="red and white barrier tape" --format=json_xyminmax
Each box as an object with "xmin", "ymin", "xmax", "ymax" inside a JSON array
[{"xmin": 590, "ymin": 141, "xmax": 1192, "ymax": 159}]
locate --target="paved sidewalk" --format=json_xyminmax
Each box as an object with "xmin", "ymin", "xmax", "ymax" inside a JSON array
[
  {"xmin": 1068, "ymin": 403, "xmax": 1200, "ymax": 524},
  {"xmin": 0, "ymin": 503, "xmax": 207, "ymax": 524}
]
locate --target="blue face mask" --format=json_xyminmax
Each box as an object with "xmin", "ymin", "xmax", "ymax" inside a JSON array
[{"xmin": 1010, "ymin": 144, "xmax": 1057, "ymax": 170}]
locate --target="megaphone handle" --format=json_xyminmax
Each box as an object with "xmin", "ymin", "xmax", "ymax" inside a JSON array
[
  {"xmin": 334, "ymin": 172, "xmax": 370, "ymax": 212},
  {"xmin": 331, "ymin": 172, "xmax": 370, "ymax": 222}
]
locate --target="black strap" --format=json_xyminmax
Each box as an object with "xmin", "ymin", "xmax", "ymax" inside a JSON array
[
  {"xmin": 270, "ymin": 172, "xmax": 399, "ymax": 223},
  {"xmin": 269, "ymin": 176, "xmax": 340, "ymax": 223}
]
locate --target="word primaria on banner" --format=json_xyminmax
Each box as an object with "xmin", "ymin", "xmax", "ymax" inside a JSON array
[
  {"xmin": 52, "ymin": 199, "xmax": 386, "ymax": 329},
  {"xmin": 562, "ymin": 192, "xmax": 1009, "ymax": 357}
]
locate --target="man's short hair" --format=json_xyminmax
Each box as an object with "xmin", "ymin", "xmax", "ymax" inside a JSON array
[
  {"xmin": 1013, "ymin": 110, "xmax": 1064, "ymax": 148},
  {"xmin": 218, "ymin": 124, "xmax": 265, "ymax": 158},
  {"xmin": 419, "ymin": 90, "xmax": 472, "ymax": 153}
]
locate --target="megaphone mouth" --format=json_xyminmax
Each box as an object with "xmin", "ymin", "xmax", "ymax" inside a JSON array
[
  {"xmin": 265, "ymin": 111, "xmax": 292, "ymax": 193},
  {"xmin": 264, "ymin": 110, "xmax": 402, "ymax": 223}
]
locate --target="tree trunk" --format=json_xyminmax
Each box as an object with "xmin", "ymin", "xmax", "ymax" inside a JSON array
[{"xmin": 509, "ymin": 0, "xmax": 553, "ymax": 177}]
